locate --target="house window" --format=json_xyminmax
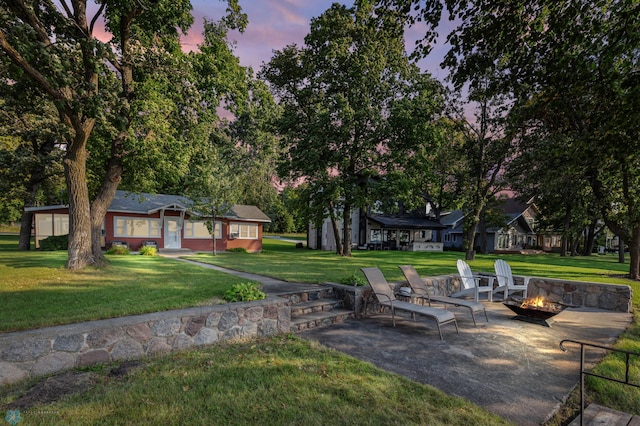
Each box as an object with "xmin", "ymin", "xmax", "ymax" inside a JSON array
[
  {"xmin": 370, "ymin": 229, "xmax": 382, "ymax": 242},
  {"xmin": 114, "ymin": 217, "xmax": 160, "ymax": 238},
  {"xmin": 34, "ymin": 213, "xmax": 70, "ymax": 248},
  {"xmin": 230, "ymin": 222, "xmax": 258, "ymax": 239},
  {"xmin": 444, "ymin": 233, "xmax": 451, "ymax": 242},
  {"xmin": 184, "ymin": 221, "xmax": 221, "ymax": 239}
]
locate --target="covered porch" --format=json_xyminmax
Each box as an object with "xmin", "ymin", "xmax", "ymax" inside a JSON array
[{"xmin": 363, "ymin": 215, "xmax": 446, "ymax": 251}]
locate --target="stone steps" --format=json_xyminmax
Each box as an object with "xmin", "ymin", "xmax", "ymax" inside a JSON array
[{"xmin": 289, "ymin": 293, "xmax": 354, "ymax": 333}]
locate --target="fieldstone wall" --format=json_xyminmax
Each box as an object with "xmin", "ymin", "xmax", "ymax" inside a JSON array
[
  {"xmin": 323, "ymin": 282, "xmax": 369, "ymax": 318},
  {"xmin": 0, "ymin": 297, "xmax": 290, "ymax": 387},
  {"xmin": 527, "ymin": 277, "xmax": 633, "ymax": 312},
  {"xmin": 396, "ymin": 274, "xmax": 633, "ymax": 313}
]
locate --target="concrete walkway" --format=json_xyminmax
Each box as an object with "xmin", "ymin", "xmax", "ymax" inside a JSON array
[
  {"xmin": 161, "ymin": 252, "xmax": 634, "ymax": 425},
  {"xmin": 160, "ymin": 252, "xmax": 328, "ymax": 296}
]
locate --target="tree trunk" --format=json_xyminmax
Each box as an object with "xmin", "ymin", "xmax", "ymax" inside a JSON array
[
  {"xmin": 583, "ymin": 220, "xmax": 597, "ymax": 256},
  {"xmin": 618, "ymin": 236, "xmax": 625, "ymax": 264},
  {"xmin": 328, "ymin": 204, "xmax": 342, "ymax": 255},
  {"xmin": 64, "ymin": 123, "xmax": 95, "ymax": 270},
  {"xmin": 90, "ymin": 154, "xmax": 123, "ymax": 262},
  {"xmin": 629, "ymin": 224, "xmax": 640, "ymax": 280},
  {"xmin": 570, "ymin": 235, "xmax": 580, "ymax": 256},
  {"xmin": 465, "ymin": 216, "xmax": 479, "ymax": 261},
  {"xmin": 18, "ymin": 210, "xmax": 33, "ymax": 251},
  {"xmin": 478, "ymin": 215, "xmax": 488, "ymax": 254},
  {"xmin": 211, "ymin": 226, "xmax": 218, "ymax": 256},
  {"xmin": 342, "ymin": 201, "xmax": 352, "ymax": 257},
  {"xmin": 464, "ymin": 200, "xmax": 483, "ymax": 260},
  {"xmin": 560, "ymin": 206, "xmax": 572, "ymax": 257}
]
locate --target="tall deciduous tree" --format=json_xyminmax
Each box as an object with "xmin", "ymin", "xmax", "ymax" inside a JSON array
[
  {"xmin": 263, "ymin": 1, "xmax": 430, "ymax": 256},
  {"xmin": 0, "ymin": 0, "xmax": 246, "ymax": 269},
  {"xmin": 0, "ymin": 80, "xmax": 65, "ymax": 250},
  {"xmin": 383, "ymin": 0, "xmax": 640, "ymax": 278},
  {"xmin": 185, "ymin": 135, "xmax": 241, "ymax": 256},
  {"xmin": 453, "ymin": 95, "xmax": 512, "ymax": 260}
]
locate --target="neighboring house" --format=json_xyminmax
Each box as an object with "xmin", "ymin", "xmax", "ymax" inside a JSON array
[
  {"xmin": 440, "ymin": 198, "xmax": 563, "ymax": 253},
  {"xmin": 308, "ymin": 202, "xmax": 447, "ymax": 252},
  {"xmin": 26, "ymin": 190, "xmax": 271, "ymax": 253},
  {"xmin": 439, "ymin": 209, "xmax": 465, "ymax": 251}
]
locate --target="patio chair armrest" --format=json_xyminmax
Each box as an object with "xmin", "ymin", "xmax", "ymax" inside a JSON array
[{"xmin": 513, "ymin": 275, "xmax": 531, "ymax": 285}]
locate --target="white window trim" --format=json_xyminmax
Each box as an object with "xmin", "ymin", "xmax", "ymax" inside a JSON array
[
  {"xmin": 114, "ymin": 216, "xmax": 161, "ymax": 238},
  {"xmin": 229, "ymin": 222, "xmax": 258, "ymax": 240}
]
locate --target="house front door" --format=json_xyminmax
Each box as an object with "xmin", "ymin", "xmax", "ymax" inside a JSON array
[{"xmin": 164, "ymin": 218, "xmax": 181, "ymax": 249}]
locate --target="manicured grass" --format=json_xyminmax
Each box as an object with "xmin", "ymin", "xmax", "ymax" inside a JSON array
[
  {"xmin": 2, "ymin": 234, "xmax": 639, "ymax": 422},
  {"xmin": 189, "ymin": 238, "xmax": 637, "ymax": 287},
  {"xmin": 0, "ymin": 335, "xmax": 509, "ymax": 426},
  {"xmin": 0, "ymin": 235, "xmax": 252, "ymax": 332},
  {"xmin": 0, "ymin": 224, "xmax": 19, "ymax": 233}
]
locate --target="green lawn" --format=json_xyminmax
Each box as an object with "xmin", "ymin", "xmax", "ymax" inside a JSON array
[
  {"xmin": 1, "ymin": 234, "xmax": 639, "ymax": 423},
  {"xmin": 0, "ymin": 335, "xmax": 509, "ymax": 426},
  {"xmin": 1, "ymin": 234, "xmax": 638, "ymax": 332},
  {"xmin": 0, "ymin": 235, "xmax": 251, "ymax": 332},
  {"xmin": 189, "ymin": 238, "xmax": 637, "ymax": 288}
]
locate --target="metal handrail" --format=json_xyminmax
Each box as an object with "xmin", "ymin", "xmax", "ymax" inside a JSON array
[{"xmin": 559, "ymin": 339, "xmax": 640, "ymax": 426}]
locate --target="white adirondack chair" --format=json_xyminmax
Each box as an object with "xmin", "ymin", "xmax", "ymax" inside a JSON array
[
  {"xmin": 451, "ymin": 259, "xmax": 494, "ymax": 302},
  {"xmin": 493, "ymin": 259, "xmax": 530, "ymax": 300}
]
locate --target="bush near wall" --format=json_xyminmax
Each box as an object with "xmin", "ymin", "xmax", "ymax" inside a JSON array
[{"xmin": 39, "ymin": 234, "xmax": 68, "ymax": 251}]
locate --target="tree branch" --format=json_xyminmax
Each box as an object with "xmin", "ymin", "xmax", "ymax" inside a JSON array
[
  {"xmin": 89, "ymin": 2, "xmax": 106, "ymax": 35},
  {"xmin": 0, "ymin": 30, "xmax": 66, "ymax": 102}
]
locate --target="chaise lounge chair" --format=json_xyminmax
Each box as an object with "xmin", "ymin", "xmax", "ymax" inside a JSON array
[
  {"xmin": 493, "ymin": 259, "xmax": 530, "ymax": 300},
  {"xmin": 451, "ymin": 259, "xmax": 495, "ymax": 302},
  {"xmin": 360, "ymin": 267, "xmax": 459, "ymax": 340},
  {"xmin": 398, "ymin": 265, "xmax": 488, "ymax": 326}
]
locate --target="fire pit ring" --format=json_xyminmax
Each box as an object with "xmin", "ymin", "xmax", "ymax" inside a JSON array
[{"xmin": 503, "ymin": 296, "xmax": 572, "ymax": 327}]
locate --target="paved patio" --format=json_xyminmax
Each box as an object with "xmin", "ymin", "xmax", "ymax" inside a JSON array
[
  {"xmin": 164, "ymin": 254, "xmax": 634, "ymax": 424},
  {"xmin": 298, "ymin": 302, "xmax": 633, "ymax": 426}
]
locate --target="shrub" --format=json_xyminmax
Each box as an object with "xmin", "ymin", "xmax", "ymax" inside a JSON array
[
  {"xmin": 139, "ymin": 246, "xmax": 157, "ymax": 256},
  {"xmin": 223, "ymin": 282, "xmax": 266, "ymax": 302},
  {"xmin": 39, "ymin": 234, "xmax": 68, "ymax": 251},
  {"xmin": 106, "ymin": 246, "xmax": 130, "ymax": 255},
  {"xmin": 227, "ymin": 247, "xmax": 248, "ymax": 253},
  {"xmin": 339, "ymin": 272, "xmax": 367, "ymax": 286}
]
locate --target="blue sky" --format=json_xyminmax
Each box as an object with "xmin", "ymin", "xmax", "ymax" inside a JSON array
[{"xmin": 187, "ymin": 0, "xmax": 451, "ymax": 80}]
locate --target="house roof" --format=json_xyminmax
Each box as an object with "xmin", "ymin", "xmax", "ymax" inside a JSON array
[
  {"xmin": 109, "ymin": 191, "xmax": 190, "ymax": 214},
  {"xmin": 368, "ymin": 214, "xmax": 447, "ymax": 230},
  {"xmin": 439, "ymin": 210, "xmax": 465, "ymax": 227},
  {"xmin": 26, "ymin": 190, "xmax": 271, "ymax": 223}
]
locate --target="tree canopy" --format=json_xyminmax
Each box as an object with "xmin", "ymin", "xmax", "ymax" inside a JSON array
[
  {"xmin": 263, "ymin": 0, "xmax": 445, "ymax": 255},
  {"xmin": 0, "ymin": 0, "xmax": 248, "ymax": 268},
  {"xmin": 382, "ymin": 0, "xmax": 640, "ymax": 277}
]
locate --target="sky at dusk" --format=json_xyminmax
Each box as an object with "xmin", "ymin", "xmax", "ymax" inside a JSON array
[{"xmin": 185, "ymin": 0, "xmax": 452, "ymax": 81}]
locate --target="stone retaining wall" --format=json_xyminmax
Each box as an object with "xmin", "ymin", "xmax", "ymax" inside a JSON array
[
  {"xmin": 398, "ymin": 274, "xmax": 633, "ymax": 313},
  {"xmin": 527, "ymin": 277, "xmax": 633, "ymax": 312},
  {"xmin": 0, "ymin": 297, "xmax": 290, "ymax": 387}
]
